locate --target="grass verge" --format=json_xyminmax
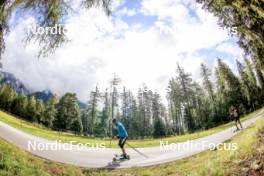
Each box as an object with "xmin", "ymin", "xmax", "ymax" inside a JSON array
[{"xmin": 0, "ymin": 139, "xmax": 84, "ymax": 176}]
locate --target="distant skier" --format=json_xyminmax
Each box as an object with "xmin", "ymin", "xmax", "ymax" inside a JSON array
[
  {"xmin": 230, "ymin": 107, "xmax": 243, "ymax": 132},
  {"xmin": 112, "ymin": 118, "xmax": 129, "ymax": 159}
]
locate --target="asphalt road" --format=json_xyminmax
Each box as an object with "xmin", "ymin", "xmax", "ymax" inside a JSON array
[{"xmin": 0, "ymin": 110, "xmax": 263, "ymax": 169}]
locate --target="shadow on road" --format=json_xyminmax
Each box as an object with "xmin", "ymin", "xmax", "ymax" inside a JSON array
[{"xmin": 103, "ymin": 159, "xmax": 128, "ymax": 169}]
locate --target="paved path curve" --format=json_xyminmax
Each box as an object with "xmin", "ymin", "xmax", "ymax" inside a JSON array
[{"xmin": 0, "ymin": 110, "xmax": 263, "ymax": 169}]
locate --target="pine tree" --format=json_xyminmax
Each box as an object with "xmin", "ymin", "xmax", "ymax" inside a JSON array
[
  {"xmin": 245, "ymin": 58, "xmax": 257, "ymax": 87},
  {"xmin": 71, "ymin": 118, "xmax": 83, "ymax": 135},
  {"xmin": 35, "ymin": 100, "xmax": 45, "ymax": 123},
  {"xmin": 128, "ymin": 94, "xmax": 139, "ymax": 139},
  {"xmin": 244, "ymin": 58, "xmax": 264, "ymax": 106},
  {"xmin": 136, "ymin": 85, "xmax": 158, "ymax": 137},
  {"xmin": 81, "ymin": 109, "xmax": 89, "ymax": 136},
  {"xmin": 102, "ymin": 89, "xmax": 110, "ymax": 134},
  {"xmin": 214, "ymin": 67, "xmax": 227, "ymax": 123},
  {"xmin": 86, "ymin": 86, "xmax": 100, "ymax": 135},
  {"xmin": 144, "ymin": 89, "xmax": 154, "ymax": 136},
  {"xmin": 137, "ymin": 87, "xmax": 146, "ymax": 137},
  {"xmin": 96, "ymin": 89, "xmax": 110, "ymax": 137},
  {"xmin": 216, "ymin": 59, "xmax": 246, "ymax": 116},
  {"xmin": 167, "ymin": 78, "xmax": 184, "ymax": 135},
  {"xmin": 121, "ymin": 87, "xmax": 131, "ymax": 135},
  {"xmin": 27, "ymin": 96, "xmax": 37, "ymax": 121},
  {"xmin": 200, "ymin": 64, "xmax": 214, "ymax": 100},
  {"xmin": 12, "ymin": 95, "xmax": 28, "ymax": 118},
  {"xmin": 0, "ymin": 84, "xmax": 17, "ymax": 111},
  {"xmin": 54, "ymin": 93, "xmax": 80, "ymax": 130},
  {"xmin": 256, "ymin": 68, "xmax": 264, "ymax": 89},
  {"xmin": 237, "ymin": 60, "xmax": 259, "ymax": 111},
  {"xmin": 200, "ymin": 64, "xmax": 216, "ymax": 127},
  {"xmin": 44, "ymin": 96, "xmax": 58, "ymax": 128},
  {"xmin": 153, "ymin": 118, "xmax": 166, "ymax": 138},
  {"xmin": 176, "ymin": 63, "xmax": 195, "ymax": 132}
]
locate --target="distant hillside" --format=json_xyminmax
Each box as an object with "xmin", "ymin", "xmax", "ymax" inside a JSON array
[
  {"xmin": 31, "ymin": 90, "xmax": 87, "ymax": 109},
  {"xmin": 1, "ymin": 71, "xmax": 87, "ymax": 109},
  {"xmin": 77, "ymin": 101, "xmax": 87, "ymax": 109},
  {"xmin": 31, "ymin": 90, "xmax": 54, "ymax": 102},
  {"xmin": 0, "ymin": 72, "xmax": 31, "ymax": 95}
]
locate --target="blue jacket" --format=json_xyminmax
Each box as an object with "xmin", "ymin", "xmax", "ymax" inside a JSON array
[{"xmin": 116, "ymin": 122, "xmax": 128, "ymax": 138}]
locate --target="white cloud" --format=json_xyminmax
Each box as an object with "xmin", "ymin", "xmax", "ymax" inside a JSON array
[
  {"xmin": 141, "ymin": 0, "xmax": 229, "ymax": 52},
  {"xmin": 215, "ymin": 42, "xmax": 244, "ymax": 60},
  {"xmin": 110, "ymin": 0, "xmax": 126, "ymax": 11},
  {"xmin": 2, "ymin": 0, "xmax": 242, "ymax": 103},
  {"xmin": 141, "ymin": 0, "xmax": 193, "ymax": 22},
  {"xmin": 117, "ymin": 7, "xmax": 137, "ymax": 17}
]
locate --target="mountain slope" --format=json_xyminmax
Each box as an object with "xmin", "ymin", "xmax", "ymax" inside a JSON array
[
  {"xmin": 0, "ymin": 71, "xmax": 87, "ymax": 109},
  {"xmin": 0, "ymin": 72, "xmax": 31, "ymax": 95},
  {"xmin": 31, "ymin": 90, "xmax": 87, "ymax": 109}
]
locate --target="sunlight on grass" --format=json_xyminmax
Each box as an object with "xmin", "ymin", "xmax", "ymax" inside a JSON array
[{"xmin": 0, "ymin": 138, "xmax": 84, "ymax": 176}]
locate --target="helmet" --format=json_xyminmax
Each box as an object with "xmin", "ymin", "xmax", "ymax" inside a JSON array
[{"xmin": 112, "ymin": 118, "xmax": 117, "ymax": 123}]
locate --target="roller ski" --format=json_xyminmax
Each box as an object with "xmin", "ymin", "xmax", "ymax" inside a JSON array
[
  {"xmin": 113, "ymin": 154, "xmax": 130, "ymax": 162},
  {"xmin": 233, "ymin": 128, "xmax": 240, "ymax": 133}
]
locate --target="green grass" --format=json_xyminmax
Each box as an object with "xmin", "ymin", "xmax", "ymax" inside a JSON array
[
  {"xmin": 0, "ymin": 108, "xmax": 263, "ymax": 148},
  {"xmin": 0, "ymin": 138, "xmax": 85, "ymax": 176},
  {"xmin": 88, "ymin": 114, "xmax": 264, "ymax": 176},
  {"xmin": 0, "ymin": 111, "xmax": 263, "ymax": 176}
]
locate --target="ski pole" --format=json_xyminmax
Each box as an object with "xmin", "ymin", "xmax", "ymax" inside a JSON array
[{"xmin": 126, "ymin": 142, "xmax": 148, "ymax": 158}]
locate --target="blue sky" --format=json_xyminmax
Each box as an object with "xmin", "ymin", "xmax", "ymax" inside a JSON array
[
  {"xmin": 115, "ymin": 0, "xmax": 157, "ymax": 27},
  {"xmin": 3, "ymin": 0, "xmax": 244, "ymax": 102}
]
